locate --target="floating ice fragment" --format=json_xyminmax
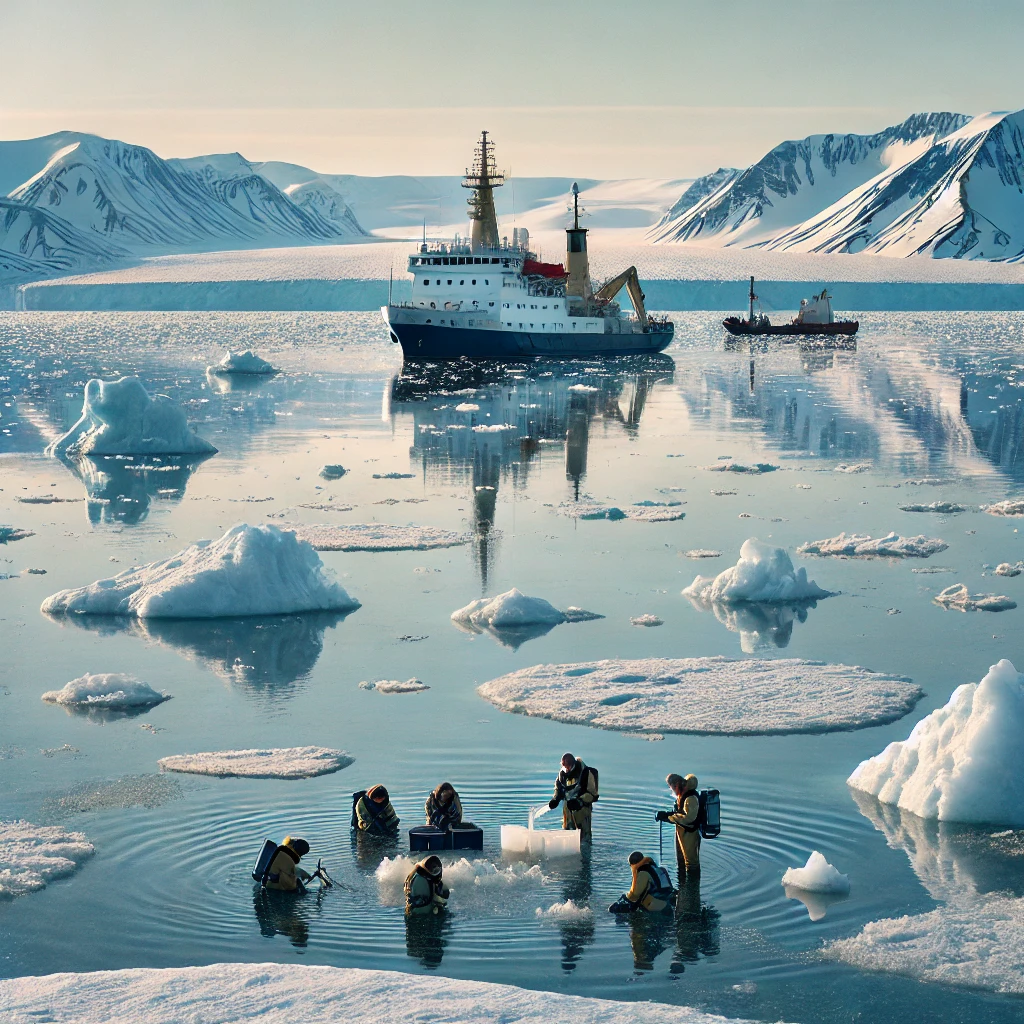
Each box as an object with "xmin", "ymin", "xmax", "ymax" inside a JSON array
[
  {"xmin": 46, "ymin": 377, "xmax": 216, "ymax": 457},
  {"xmin": 684, "ymin": 549, "xmax": 722, "ymax": 559},
  {"xmin": 782, "ymin": 851, "xmax": 850, "ymax": 894},
  {"xmin": 898, "ymin": 501, "xmax": 967, "ymax": 513},
  {"xmin": 983, "ymin": 499, "xmax": 1024, "ymax": 517},
  {"xmin": 705, "ymin": 462, "xmax": 778, "ymax": 474},
  {"xmin": 209, "ymin": 350, "xmax": 276, "ymax": 374},
  {"xmin": 451, "ymin": 589, "xmax": 601, "ymax": 634},
  {"xmin": 158, "ymin": 746, "xmax": 354, "ymax": 779},
  {"xmin": 933, "ymin": 584, "xmax": 1016, "ymax": 612},
  {"xmin": 536, "ymin": 900, "xmax": 594, "ymax": 921},
  {"xmin": 41, "ymin": 523, "xmax": 360, "ymax": 618},
  {"xmin": 478, "ymin": 656, "xmax": 921, "ymax": 735},
  {"xmin": 360, "ymin": 679, "xmax": 429, "ymax": 694},
  {"xmin": 454, "ymin": 402, "xmax": 480, "ymax": 411},
  {"xmin": 630, "ymin": 614, "xmax": 664, "ymax": 627},
  {"xmin": 558, "ymin": 501, "xmax": 684, "ymax": 522},
  {"xmin": 995, "ymin": 562, "xmax": 1024, "ymax": 577},
  {"xmin": 288, "ymin": 523, "xmax": 467, "ymax": 552},
  {"xmin": 0, "ymin": 820, "xmax": 94, "ymax": 898},
  {"xmin": 834, "ymin": 463, "xmax": 871, "ymax": 474},
  {"xmin": 0, "ymin": 526, "xmax": 33, "ymax": 544},
  {"xmin": 372, "ymin": 472, "xmax": 415, "ymax": 479},
  {"xmin": 319, "ymin": 464, "xmax": 347, "ymax": 480},
  {"xmin": 42, "ymin": 673, "xmax": 170, "ymax": 709},
  {"xmin": 15, "ymin": 495, "xmax": 80, "ymax": 504},
  {"xmin": 798, "ymin": 532, "xmax": 947, "ymax": 558}
]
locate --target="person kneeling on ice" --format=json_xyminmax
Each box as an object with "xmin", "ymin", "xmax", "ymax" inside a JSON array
[
  {"xmin": 264, "ymin": 837, "xmax": 313, "ymax": 892},
  {"xmin": 354, "ymin": 784, "xmax": 400, "ymax": 835},
  {"xmin": 548, "ymin": 752, "xmax": 599, "ymax": 841},
  {"xmin": 425, "ymin": 782, "xmax": 463, "ymax": 829},
  {"xmin": 404, "ymin": 855, "xmax": 450, "ymax": 916},
  {"xmin": 609, "ymin": 851, "xmax": 675, "ymax": 913},
  {"xmin": 657, "ymin": 773, "xmax": 701, "ymax": 878}
]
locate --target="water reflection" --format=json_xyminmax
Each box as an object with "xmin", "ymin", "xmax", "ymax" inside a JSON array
[
  {"xmin": 252, "ymin": 887, "xmax": 317, "ymax": 948},
  {"xmin": 44, "ymin": 612, "xmax": 349, "ymax": 699},
  {"xmin": 405, "ymin": 912, "xmax": 451, "ymax": 969},
  {"xmin": 390, "ymin": 357, "xmax": 674, "ymax": 586},
  {"xmin": 558, "ymin": 854, "xmax": 595, "ymax": 972},
  {"xmin": 60, "ymin": 454, "xmax": 210, "ymax": 525},
  {"xmin": 783, "ymin": 883, "xmax": 849, "ymax": 922},
  {"xmin": 683, "ymin": 595, "xmax": 819, "ymax": 652}
]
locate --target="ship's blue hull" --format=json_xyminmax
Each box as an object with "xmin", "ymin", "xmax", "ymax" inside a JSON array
[{"xmin": 386, "ymin": 317, "xmax": 673, "ymax": 361}]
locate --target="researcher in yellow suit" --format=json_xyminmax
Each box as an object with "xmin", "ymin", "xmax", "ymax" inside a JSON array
[{"xmin": 657, "ymin": 773, "xmax": 701, "ymax": 878}]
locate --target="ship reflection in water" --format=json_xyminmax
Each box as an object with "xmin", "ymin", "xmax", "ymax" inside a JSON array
[{"xmin": 389, "ymin": 356, "xmax": 674, "ymax": 586}]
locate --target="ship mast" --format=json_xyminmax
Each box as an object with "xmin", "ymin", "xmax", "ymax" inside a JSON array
[
  {"xmin": 462, "ymin": 130, "xmax": 504, "ymax": 252},
  {"xmin": 749, "ymin": 276, "xmax": 755, "ymax": 323},
  {"xmin": 565, "ymin": 182, "xmax": 593, "ymax": 311}
]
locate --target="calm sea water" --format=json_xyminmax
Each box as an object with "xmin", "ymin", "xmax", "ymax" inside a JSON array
[{"xmin": 2, "ymin": 311, "xmax": 1023, "ymax": 1023}]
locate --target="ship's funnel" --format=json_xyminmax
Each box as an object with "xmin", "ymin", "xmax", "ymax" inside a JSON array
[{"xmin": 566, "ymin": 182, "xmax": 592, "ymax": 308}]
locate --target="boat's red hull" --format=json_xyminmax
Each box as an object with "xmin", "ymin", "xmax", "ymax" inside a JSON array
[{"xmin": 723, "ymin": 317, "xmax": 859, "ymax": 337}]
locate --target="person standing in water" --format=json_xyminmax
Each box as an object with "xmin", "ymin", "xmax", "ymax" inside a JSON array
[
  {"xmin": 425, "ymin": 782, "xmax": 463, "ymax": 829},
  {"xmin": 404, "ymin": 855, "xmax": 449, "ymax": 916},
  {"xmin": 657, "ymin": 773, "xmax": 701, "ymax": 879},
  {"xmin": 548, "ymin": 752, "xmax": 599, "ymax": 841}
]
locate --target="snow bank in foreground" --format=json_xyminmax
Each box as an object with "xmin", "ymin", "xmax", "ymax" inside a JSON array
[
  {"xmin": 536, "ymin": 900, "xmax": 594, "ymax": 922},
  {"xmin": 157, "ymin": 746, "xmax": 353, "ymax": 779},
  {"xmin": 288, "ymin": 523, "xmax": 466, "ymax": 552},
  {"xmin": 848, "ymin": 659, "xmax": 1024, "ymax": 825},
  {"xmin": 683, "ymin": 538, "xmax": 830, "ymax": 605},
  {"xmin": 781, "ymin": 851, "xmax": 850, "ymax": 894},
  {"xmin": 46, "ymin": 377, "xmax": 217, "ymax": 457},
  {"xmin": 983, "ymin": 499, "xmax": 1024, "ymax": 517},
  {"xmin": 0, "ymin": 963, "xmax": 780, "ymax": 1024},
  {"xmin": 42, "ymin": 674, "xmax": 169, "ymax": 709},
  {"xmin": 797, "ymin": 532, "xmax": 947, "ymax": 558},
  {"xmin": 359, "ymin": 679, "xmax": 429, "ymax": 694},
  {"xmin": 41, "ymin": 524, "xmax": 360, "ymax": 618},
  {"xmin": 826, "ymin": 893, "xmax": 1024, "ymax": 994},
  {"xmin": 478, "ymin": 656, "xmax": 921, "ymax": 735},
  {"xmin": 209, "ymin": 350, "xmax": 276, "ymax": 374},
  {"xmin": 933, "ymin": 584, "xmax": 1016, "ymax": 612},
  {"xmin": 0, "ymin": 821, "xmax": 94, "ymax": 898}
]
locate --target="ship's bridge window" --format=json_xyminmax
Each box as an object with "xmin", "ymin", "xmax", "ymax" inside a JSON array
[
  {"xmin": 460, "ymin": 279, "xmax": 464, "ymax": 285},
  {"xmin": 447, "ymin": 280, "xmax": 452, "ymax": 285},
  {"xmin": 471, "ymin": 279, "xmax": 476, "ymax": 285},
  {"xmin": 488, "ymin": 301, "xmax": 494, "ymax": 307},
  {"xmin": 436, "ymin": 280, "xmax": 441, "ymax": 285},
  {"xmin": 542, "ymin": 305, "xmax": 548, "ymax": 309},
  {"xmin": 484, "ymin": 279, "xmax": 489, "ymax": 284},
  {"xmin": 502, "ymin": 259, "xmax": 510, "ymax": 267},
  {"xmin": 423, "ymin": 279, "xmax": 429, "ymax": 286},
  {"xmin": 530, "ymin": 304, "xmax": 537, "ymax": 309}
]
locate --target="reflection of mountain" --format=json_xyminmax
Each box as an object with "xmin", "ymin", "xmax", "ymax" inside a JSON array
[
  {"xmin": 685, "ymin": 342, "xmax": 1011, "ymax": 480},
  {"xmin": 62, "ymin": 454, "xmax": 210, "ymax": 525},
  {"xmin": 390, "ymin": 357, "xmax": 674, "ymax": 586},
  {"xmin": 46, "ymin": 612, "xmax": 346, "ymax": 699}
]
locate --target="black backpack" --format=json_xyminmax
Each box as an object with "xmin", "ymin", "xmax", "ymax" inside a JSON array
[
  {"xmin": 697, "ymin": 789, "xmax": 721, "ymax": 839},
  {"xmin": 584, "ymin": 764, "xmax": 599, "ymax": 800},
  {"xmin": 350, "ymin": 791, "xmax": 366, "ymax": 829}
]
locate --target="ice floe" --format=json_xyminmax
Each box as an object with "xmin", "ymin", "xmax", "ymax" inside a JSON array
[
  {"xmin": 0, "ymin": 963, "xmax": 781, "ymax": 1024},
  {"xmin": 834, "ymin": 463, "xmax": 871, "ymax": 474},
  {"xmin": 288, "ymin": 523, "xmax": 466, "ymax": 552},
  {"xmin": 41, "ymin": 673, "xmax": 170, "ymax": 710},
  {"xmin": 451, "ymin": 589, "xmax": 602, "ymax": 647},
  {"xmin": 983, "ymin": 499, "xmax": 1024, "ymax": 517},
  {"xmin": 683, "ymin": 538, "xmax": 831, "ymax": 605},
  {"xmin": 208, "ymin": 350, "xmax": 276, "ymax": 374},
  {"xmin": 318, "ymin": 464, "xmax": 347, "ymax": 480},
  {"xmin": 781, "ymin": 851, "xmax": 850, "ymax": 894},
  {"xmin": 478, "ymin": 656, "xmax": 921, "ymax": 735},
  {"xmin": 557, "ymin": 500, "xmax": 685, "ymax": 522},
  {"xmin": 825, "ymin": 794, "xmax": 1024, "ymax": 994},
  {"xmin": 898, "ymin": 501, "xmax": 967, "ymax": 513},
  {"xmin": 454, "ymin": 402, "xmax": 480, "ymax": 411},
  {"xmin": 0, "ymin": 526, "xmax": 33, "ymax": 544},
  {"xmin": 933, "ymin": 584, "xmax": 1016, "ymax": 612},
  {"xmin": 46, "ymin": 376, "xmax": 217, "ymax": 457},
  {"xmin": 797, "ymin": 532, "xmax": 948, "ymax": 558},
  {"xmin": 158, "ymin": 746, "xmax": 354, "ymax": 779},
  {"xmin": 705, "ymin": 462, "xmax": 778, "ymax": 474},
  {"xmin": 630, "ymin": 614, "xmax": 663, "ymax": 627},
  {"xmin": 14, "ymin": 495, "xmax": 80, "ymax": 504},
  {"xmin": 536, "ymin": 900, "xmax": 594, "ymax": 922},
  {"xmin": 995, "ymin": 562, "xmax": 1024, "ymax": 577},
  {"xmin": 41, "ymin": 523, "xmax": 360, "ymax": 618},
  {"xmin": 848, "ymin": 658, "xmax": 1024, "ymax": 825},
  {"xmin": 684, "ymin": 549, "xmax": 722, "ymax": 559},
  {"xmin": 0, "ymin": 820, "xmax": 94, "ymax": 898},
  {"xmin": 359, "ymin": 679, "xmax": 429, "ymax": 694}
]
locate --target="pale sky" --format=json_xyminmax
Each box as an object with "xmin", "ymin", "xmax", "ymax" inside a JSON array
[{"xmin": 2, "ymin": 0, "xmax": 1022, "ymax": 178}]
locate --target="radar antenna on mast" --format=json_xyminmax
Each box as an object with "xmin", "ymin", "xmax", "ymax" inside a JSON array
[{"xmin": 462, "ymin": 130, "xmax": 504, "ymax": 252}]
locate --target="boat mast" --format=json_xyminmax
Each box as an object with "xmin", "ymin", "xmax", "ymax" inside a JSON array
[
  {"xmin": 566, "ymin": 182, "xmax": 593, "ymax": 311},
  {"xmin": 462, "ymin": 130, "xmax": 504, "ymax": 252},
  {"xmin": 749, "ymin": 276, "xmax": 755, "ymax": 323}
]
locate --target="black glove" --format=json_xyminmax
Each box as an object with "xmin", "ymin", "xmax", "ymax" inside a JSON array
[
  {"xmin": 566, "ymin": 798, "xmax": 582, "ymax": 812},
  {"xmin": 655, "ymin": 810, "xmax": 670, "ymax": 822},
  {"xmin": 548, "ymin": 798, "xmax": 560, "ymax": 810}
]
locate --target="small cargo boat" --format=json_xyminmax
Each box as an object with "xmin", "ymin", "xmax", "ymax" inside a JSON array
[{"xmin": 723, "ymin": 277, "xmax": 858, "ymax": 337}]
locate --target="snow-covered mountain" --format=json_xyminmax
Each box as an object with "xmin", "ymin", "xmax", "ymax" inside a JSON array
[
  {"xmin": 0, "ymin": 134, "xmax": 368, "ymax": 282},
  {"xmin": 284, "ymin": 179, "xmax": 365, "ymax": 236},
  {"xmin": 655, "ymin": 110, "xmax": 1024, "ymax": 261}
]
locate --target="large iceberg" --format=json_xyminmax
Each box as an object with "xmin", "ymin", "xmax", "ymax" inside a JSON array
[
  {"xmin": 478, "ymin": 656, "xmax": 921, "ymax": 735},
  {"xmin": 848, "ymin": 659, "xmax": 1024, "ymax": 825},
  {"xmin": 46, "ymin": 377, "xmax": 217, "ymax": 457},
  {"xmin": 41, "ymin": 523, "xmax": 360, "ymax": 619},
  {"xmin": 683, "ymin": 538, "xmax": 831, "ymax": 605}
]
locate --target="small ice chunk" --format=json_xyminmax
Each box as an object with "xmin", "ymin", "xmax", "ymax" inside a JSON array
[
  {"xmin": 376, "ymin": 855, "xmax": 547, "ymax": 897},
  {"xmin": 319, "ymin": 464, "xmax": 347, "ymax": 480},
  {"xmin": 452, "ymin": 589, "xmax": 567, "ymax": 628},
  {"xmin": 631, "ymin": 614, "xmax": 664, "ymax": 627},
  {"xmin": 288, "ymin": 523, "xmax": 467, "ymax": 552},
  {"xmin": 535, "ymin": 900, "xmax": 594, "ymax": 921},
  {"xmin": 933, "ymin": 584, "xmax": 1016, "ymax": 612},
  {"xmin": 209, "ymin": 350, "xmax": 276, "ymax": 374},
  {"xmin": 782, "ymin": 851, "xmax": 850, "ymax": 894},
  {"xmin": 46, "ymin": 377, "xmax": 217, "ymax": 457},
  {"xmin": 684, "ymin": 549, "xmax": 722, "ymax": 559},
  {"xmin": 683, "ymin": 538, "xmax": 830, "ymax": 605},
  {"xmin": 372, "ymin": 472, "xmax": 415, "ymax": 479},
  {"xmin": 983, "ymin": 500, "xmax": 1024, "ymax": 517},
  {"xmin": 995, "ymin": 562, "xmax": 1024, "ymax": 577},
  {"xmin": 848, "ymin": 658, "xmax": 1024, "ymax": 824},
  {"xmin": 42, "ymin": 673, "xmax": 170, "ymax": 709},
  {"xmin": 454, "ymin": 402, "xmax": 480, "ymax": 411},
  {"xmin": 834, "ymin": 463, "xmax": 871, "ymax": 474},
  {"xmin": 158, "ymin": 746, "xmax": 354, "ymax": 779},
  {"xmin": 41, "ymin": 523, "xmax": 360, "ymax": 619},
  {"xmin": 0, "ymin": 821, "xmax": 94, "ymax": 898},
  {"xmin": 798, "ymin": 532, "xmax": 947, "ymax": 558},
  {"xmin": 705, "ymin": 462, "xmax": 778, "ymax": 474},
  {"xmin": 898, "ymin": 501, "xmax": 966, "ymax": 514},
  {"xmin": 558, "ymin": 501, "xmax": 684, "ymax": 522},
  {"xmin": 567, "ymin": 384, "xmax": 600, "ymax": 392},
  {"xmin": 360, "ymin": 679, "xmax": 429, "ymax": 694}
]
